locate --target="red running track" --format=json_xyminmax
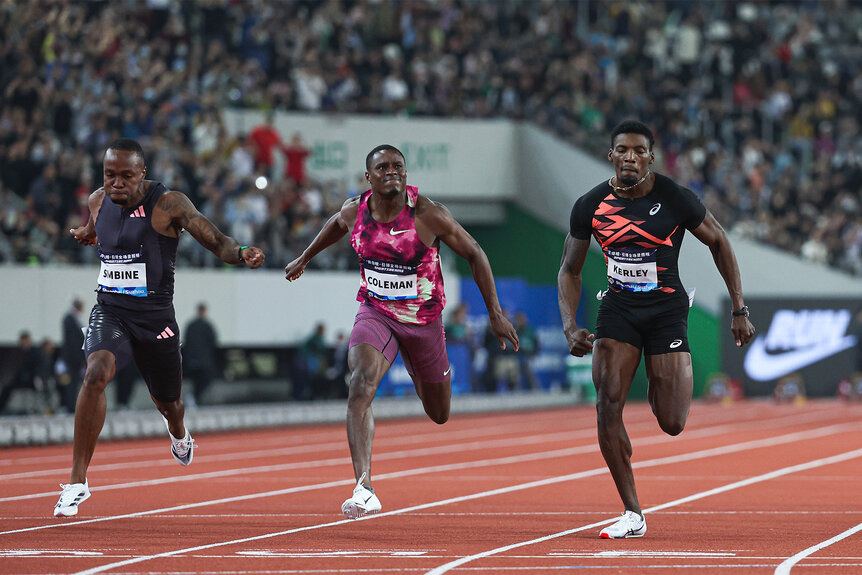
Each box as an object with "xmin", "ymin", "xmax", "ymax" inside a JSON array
[{"xmin": 1, "ymin": 398, "xmax": 861, "ymax": 574}]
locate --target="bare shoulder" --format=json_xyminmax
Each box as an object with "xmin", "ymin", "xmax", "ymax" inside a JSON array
[
  {"xmin": 416, "ymin": 194, "xmax": 455, "ymax": 228},
  {"xmin": 340, "ymin": 195, "xmax": 361, "ymax": 221},
  {"xmin": 155, "ymin": 189, "xmax": 196, "ymax": 215},
  {"xmin": 415, "ymin": 194, "xmax": 451, "ymax": 218},
  {"xmin": 89, "ymin": 187, "xmax": 106, "ymax": 209}
]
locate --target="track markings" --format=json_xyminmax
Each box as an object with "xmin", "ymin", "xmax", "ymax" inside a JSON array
[
  {"xmin": 60, "ymin": 425, "xmax": 862, "ymax": 575},
  {"xmin": 774, "ymin": 520, "xmax": 862, "ymax": 574},
  {"xmin": 422, "ymin": 447, "xmax": 862, "ymax": 574}
]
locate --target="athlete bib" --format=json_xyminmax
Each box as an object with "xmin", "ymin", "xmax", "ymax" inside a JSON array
[
  {"xmin": 97, "ymin": 251, "xmax": 148, "ymax": 297},
  {"xmin": 606, "ymin": 248, "xmax": 658, "ymax": 292},
  {"xmin": 363, "ymin": 258, "xmax": 418, "ymax": 300}
]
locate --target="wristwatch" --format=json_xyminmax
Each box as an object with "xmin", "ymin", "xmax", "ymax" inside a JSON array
[{"xmin": 732, "ymin": 305, "xmax": 749, "ymax": 318}]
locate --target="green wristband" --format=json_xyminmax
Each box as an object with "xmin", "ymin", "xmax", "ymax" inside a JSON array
[{"xmin": 238, "ymin": 245, "xmax": 249, "ymax": 262}]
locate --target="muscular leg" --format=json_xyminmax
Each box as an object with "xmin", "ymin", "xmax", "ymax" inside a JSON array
[
  {"xmin": 346, "ymin": 343, "xmax": 390, "ymax": 487},
  {"xmin": 412, "ymin": 376, "xmax": 451, "ymax": 424},
  {"xmin": 70, "ymin": 351, "xmax": 116, "ymax": 484},
  {"xmin": 153, "ymin": 395, "xmax": 187, "ymax": 439},
  {"xmin": 593, "ymin": 338, "xmax": 643, "ymax": 514},
  {"xmin": 644, "ymin": 352, "xmax": 693, "ymax": 436}
]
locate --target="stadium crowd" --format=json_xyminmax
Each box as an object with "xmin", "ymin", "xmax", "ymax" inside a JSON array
[{"xmin": 1, "ymin": 0, "xmax": 861, "ymax": 275}]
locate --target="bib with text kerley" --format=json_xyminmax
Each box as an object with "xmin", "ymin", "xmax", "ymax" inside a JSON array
[
  {"xmin": 363, "ymin": 257, "xmax": 418, "ymax": 300},
  {"xmin": 606, "ymin": 247, "xmax": 658, "ymax": 292},
  {"xmin": 97, "ymin": 251, "xmax": 148, "ymax": 297}
]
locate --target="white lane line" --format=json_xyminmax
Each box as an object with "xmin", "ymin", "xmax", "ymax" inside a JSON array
[
  {"xmin": 3, "ymin": 402, "xmax": 842, "ymax": 502},
  {"xmin": 423, "ymin": 447, "xmax": 862, "ymax": 575},
  {"xmin": 0, "ymin": 409, "xmax": 605, "ymax": 469},
  {"xmin": 0, "ymin": 398, "xmax": 789, "ymax": 470},
  {"xmin": 63, "ymin": 426, "xmax": 862, "ymax": 574},
  {"xmin": 0, "ymin": 417, "xmax": 600, "ymax": 480},
  {"xmin": 3, "ymin": 420, "xmax": 858, "ymax": 536},
  {"xmin": 0, "ymin": 429, "xmax": 585, "ymax": 503},
  {"xmin": 774, "ymin": 521, "xmax": 862, "ymax": 574}
]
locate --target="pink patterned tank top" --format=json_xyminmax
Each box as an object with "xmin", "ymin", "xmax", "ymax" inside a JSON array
[{"xmin": 350, "ymin": 185, "xmax": 446, "ymax": 325}]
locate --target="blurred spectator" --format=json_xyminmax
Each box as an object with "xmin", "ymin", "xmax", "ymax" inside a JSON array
[
  {"xmin": 115, "ymin": 364, "xmax": 142, "ymax": 410},
  {"xmin": 0, "ymin": 331, "xmax": 42, "ymax": 414},
  {"xmin": 57, "ymin": 297, "xmax": 85, "ymax": 414},
  {"xmin": 444, "ymin": 302, "xmax": 472, "ymax": 344},
  {"xmin": 293, "ymin": 322, "xmax": 328, "ymax": 401},
  {"xmin": 2, "ymin": 1, "xmax": 862, "ymax": 277},
  {"xmin": 183, "ymin": 302, "xmax": 219, "ymax": 408},
  {"xmin": 514, "ymin": 311, "xmax": 540, "ymax": 390},
  {"xmin": 324, "ymin": 330, "xmax": 350, "ymax": 400},
  {"xmin": 283, "ymin": 132, "xmax": 312, "ymax": 186},
  {"xmin": 248, "ymin": 111, "xmax": 282, "ymax": 178},
  {"xmin": 482, "ymin": 311, "xmax": 519, "ymax": 393}
]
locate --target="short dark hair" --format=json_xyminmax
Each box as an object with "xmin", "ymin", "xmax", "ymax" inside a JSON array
[
  {"xmin": 107, "ymin": 138, "xmax": 146, "ymax": 165},
  {"xmin": 365, "ymin": 144, "xmax": 404, "ymax": 170},
  {"xmin": 611, "ymin": 120, "xmax": 655, "ymax": 150}
]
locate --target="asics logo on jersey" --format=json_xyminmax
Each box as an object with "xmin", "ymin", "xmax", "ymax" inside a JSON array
[
  {"xmin": 649, "ymin": 203, "xmax": 661, "ymax": 215},
  {"xmin": 390, "ymin": 227, "xmax": 409, "ymax": 236},
  {"xmin": 669, "ymin": 339, "xmax": 683, "ymax": 349}
]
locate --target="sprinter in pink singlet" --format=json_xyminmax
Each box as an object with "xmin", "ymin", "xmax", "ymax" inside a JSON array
[{"xmin": 285, "ymin": 145, "xmax": 519, "ymax": 519}]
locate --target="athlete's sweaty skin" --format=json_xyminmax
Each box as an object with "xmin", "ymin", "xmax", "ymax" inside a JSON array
[
  {"xmin": 558, "ymin": 121, "xmax": 754, "ymax": 535},
  {"xmin": 285, "ymin": 146, "xmax": 518, "ymax": 509}
]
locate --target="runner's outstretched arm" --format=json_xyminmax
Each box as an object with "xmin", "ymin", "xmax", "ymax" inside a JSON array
[
  {"xmin": 425, "ymin": 201, "xmax": 518, "ymax": 351},
  {"xmin": 285, "ymin": 199, "xmax": 356, "ymax": 281},
  {"xmin": 690, "ymin": 210, "xmax": 755, "ymax": 347}
]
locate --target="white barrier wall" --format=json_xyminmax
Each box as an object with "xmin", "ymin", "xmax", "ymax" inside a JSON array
[
  {"xmin": 222, "ymin": 110, "xmax": 518, "ymax": 202},
  {"xmin": 0, "ymin": 265, "xmax": 460, "ymax": 346}
]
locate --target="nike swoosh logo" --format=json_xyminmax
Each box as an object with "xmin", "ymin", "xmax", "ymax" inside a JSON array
[
  {"xmin": 362, "ymin": 495, "xmax": 374, "ymax": 503},
  {"xmin": 390, "ymin": 228, "xmax": 409, "ymax": 235},
  {"xmin": 443, "ymin": 367, "xmax": 451, "ymax": 376},
  {"xmin": 743, "ymin": 335, "xmax": 857, "ymax": 381}
]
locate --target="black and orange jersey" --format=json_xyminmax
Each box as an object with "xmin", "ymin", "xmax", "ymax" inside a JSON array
[{"xmin": 570, "ymin": 172, "xmax": 706, "ymax": 303}]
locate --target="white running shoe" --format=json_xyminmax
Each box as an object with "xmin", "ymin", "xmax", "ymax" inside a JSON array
[
  {"xmin": 600, "ymin": 510, "xmax": 647, "ymax": 539},
  {"xmin": 163, "ymin": 416, "xmax": 195, "ymax": 466},
  {"xmin": 341, "ymin": 472, "xmax": 381, "ymax": 519},
  {"xmin": 54, "ymin": 480, "xmax": 91, "ymax": 517}
]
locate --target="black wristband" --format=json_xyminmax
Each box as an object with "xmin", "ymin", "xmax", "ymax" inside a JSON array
[
  {"xmin": 732, "ymin": 305, "xmax": 749, "ymax": 318},
  {"xmin": 238, "ymin": 245, "xmax": 249, "ymax": 262}
]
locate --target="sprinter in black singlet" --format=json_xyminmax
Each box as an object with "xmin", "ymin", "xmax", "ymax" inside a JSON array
[
  {"xmin": 54, "ymin": 139, "xmax": 265, "ymax": 518},
  {"xmin": 558, "ymin": 121, "xmax": 755, "ymax": 539}
]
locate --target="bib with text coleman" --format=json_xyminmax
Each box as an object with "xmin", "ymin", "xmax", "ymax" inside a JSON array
[
  {"xmin": 97, "ymin": 250, "xmax": 148, "ymax": 297},
  {"xmin": 363, "ymin": 257, "xmax": 419, "ymax": 300}
]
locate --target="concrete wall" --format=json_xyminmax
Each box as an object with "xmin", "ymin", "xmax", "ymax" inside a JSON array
[
  {"xmin": 0, "ymin": 264, "xmax": 460, "ymax": 346},
  {"xmin": 222, "ymin": 110, "xmax": 518, "ymax": 204}
]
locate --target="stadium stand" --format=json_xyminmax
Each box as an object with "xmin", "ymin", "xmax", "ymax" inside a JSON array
[{"xmin": 1, "ymin": 0, "xmax": 861, "ymax": 275}]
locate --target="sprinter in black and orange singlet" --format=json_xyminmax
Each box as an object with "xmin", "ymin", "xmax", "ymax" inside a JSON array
[
  {"xmin": 54, "ymin": 139, "xmax": 265, "ymax": 518},
  {"xmin": 558, "ymin": 121, "xmax": 755, "ymax": 539}
]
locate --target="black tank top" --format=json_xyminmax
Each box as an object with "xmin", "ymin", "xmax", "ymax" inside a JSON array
[{"xmin": 95, "ymin": 181, "xmax": 178, "ymax": 311}]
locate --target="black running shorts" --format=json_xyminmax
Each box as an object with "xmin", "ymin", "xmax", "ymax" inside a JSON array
[
  {"xmin": 84, "ymin": 303, "xmax": 183, "ymax": 402},
  {"xmin": 596, "ymin": 292, "xmax": 690, "ymax": 355}
]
